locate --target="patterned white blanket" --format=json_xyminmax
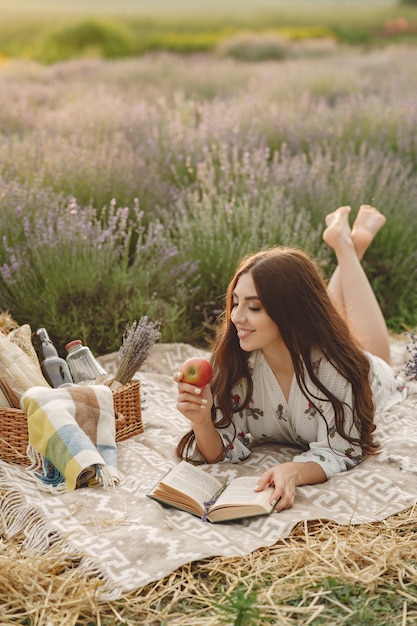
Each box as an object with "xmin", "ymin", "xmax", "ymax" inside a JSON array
[{"xmin": 0, "ymin": 339, "xmax": 416, "ymax": 601}]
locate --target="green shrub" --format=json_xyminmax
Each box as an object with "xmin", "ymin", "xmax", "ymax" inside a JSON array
[
  {"xmin": 215, "ymin": 32, "xmax": 289, "ymax": 62},
  {"xmin": 139, "ymin": 31, "xmax": 224, "ymax": 54},
  {"xmin": 32, "ymin": 19, "xmax": 135, "ymax": 63},
  {"xmin": 0, "ymin": 189, "xmax": 198, "ymax": 354}
]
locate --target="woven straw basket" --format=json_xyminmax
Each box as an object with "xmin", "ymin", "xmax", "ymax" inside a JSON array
[{"xmin": 0, "ymin": 379, "xmax": 142, "ymax": 466}]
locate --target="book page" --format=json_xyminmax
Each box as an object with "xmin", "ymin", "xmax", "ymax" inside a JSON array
[
  {"xmin": 159, "ymin": 461, "xmax": 224, "ymax": 507},
  {"xmin": 213, "ymin": 476, "xmax": 274, "ymax": 510}
]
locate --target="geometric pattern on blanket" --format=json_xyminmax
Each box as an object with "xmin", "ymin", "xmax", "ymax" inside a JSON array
[{"xmin": 0, "ymin": 339, "xmax": 416, "ymax": 601}]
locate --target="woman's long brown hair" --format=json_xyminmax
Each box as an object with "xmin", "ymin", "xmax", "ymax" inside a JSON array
[{"xmin": 177, "ymin": 246, "xmax": 379, "ymax": 459}]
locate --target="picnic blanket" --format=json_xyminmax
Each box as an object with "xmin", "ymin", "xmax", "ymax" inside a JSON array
[
  {"xmin": 0, "ymin": 338, "xmax": 417, "ymax": 601},
  {"xmin": 22, "ymin": 384, "xmax": 120, "ymax": 490}
]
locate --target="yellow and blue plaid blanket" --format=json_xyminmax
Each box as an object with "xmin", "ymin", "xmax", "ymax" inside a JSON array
[{"xmin": 22, "ymin": 384, "xmax": 120, "ymax": 491}]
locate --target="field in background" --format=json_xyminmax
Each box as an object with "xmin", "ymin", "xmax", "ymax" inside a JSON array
[
  {"xmin": 0, "ymin": 0, "xmax": 399, "ymax": 16},
  {"xmin": 1, "ymin": 44, "xmax": 417, "ymax": 353},
  {"xmin": 0, "ymin": 0, "xmax": 416, "ymax": 63},
  {"xmin": 0, "ymin": 0, "xmax": 416, "ymax": 353}
]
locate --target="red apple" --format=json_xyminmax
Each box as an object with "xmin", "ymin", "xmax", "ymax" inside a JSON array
[{"xmin": 180, "ymin": 357, "xmax": 213, "ymax": 387}]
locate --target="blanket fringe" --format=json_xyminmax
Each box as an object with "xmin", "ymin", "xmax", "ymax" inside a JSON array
[
  {"xmin": 26, "ymin": 445, "xmax": 68, "ymax": 493},
  {"xmin": 0, "ymin": 488, "xmax": 62, "ymax": 553},
  {"xmin": 0, "ymin": 477, "xmax": 124, "ymax": 600},
  {"xmin": 26, "ymin": 446, "xmax": 119, "ymax": 491},
  {"xmin": 96, "ymin": 464, "xmax": 119, "ymax": 489}
]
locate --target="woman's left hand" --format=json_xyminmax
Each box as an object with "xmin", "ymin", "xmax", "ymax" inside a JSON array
[
  {"xmin": 256, "ymin": 462, "xmax": 298, "ymax": 511},
  {"xmin": 256, "ymin": 460, "xmax": 327, "ymax": 512}
]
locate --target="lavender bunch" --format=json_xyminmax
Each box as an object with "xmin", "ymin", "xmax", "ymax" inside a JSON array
[
  {"xmin": 404, "ymin": 332, "xmax": 417, "ymax": 380},
  {"xmin": 114, "ymin": 317, "xmax": 161, "ymax": 384}
]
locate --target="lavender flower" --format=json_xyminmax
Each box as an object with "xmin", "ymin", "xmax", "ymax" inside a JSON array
[
  {"xmin": 201, "ymin": 478, "xmax": 229, "ymax": 522},
  {"xmin": 114, "ymin": 317, "xmax": 161, "ymax": 384},
  {"xmin": 403, "ymin": 332, "xmax": 417, "ymax": 379}
]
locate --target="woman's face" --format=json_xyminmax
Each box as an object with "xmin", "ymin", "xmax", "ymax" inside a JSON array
[{"xmin": 230, "ymin": 272, "xmax": 282, "ymax": 352}]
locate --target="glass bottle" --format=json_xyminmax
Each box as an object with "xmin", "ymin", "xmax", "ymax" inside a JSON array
[
  {"xmin": 36, "ymin": 328, "xmax": 73, "ymax": 388},
  {"xmin": 65, "ymin": 339, "xmax": 107, "ymax": 385}
]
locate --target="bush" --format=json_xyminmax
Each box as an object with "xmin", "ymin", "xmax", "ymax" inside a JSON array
[
  {"xmin": 215, "ymin": 28, "xmax": 337, "ymax": 63},
  {"xmin": 32, "ymin": 19, "xmax": 135, "ymax": 63},
  {"xmin": 215, "ymin": 32, "xmax": 289, "ymax": 62},
  {"xmin": 0, "ymin": 188, "xmax": 198, "ymax": 354}
]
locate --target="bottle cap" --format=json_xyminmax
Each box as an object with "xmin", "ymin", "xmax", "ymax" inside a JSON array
[{"xmin": 65, "ymin": 339, "xmax": 83, "ymax": 351}]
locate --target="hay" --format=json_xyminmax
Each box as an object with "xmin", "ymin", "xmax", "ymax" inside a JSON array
[
  {"xmin": 2, "ymin": 500, "xmax": 417, "ymax": 625},
  {"xmin": 0, "ymin": 311, "xmax": 19, "ymax": 335}
]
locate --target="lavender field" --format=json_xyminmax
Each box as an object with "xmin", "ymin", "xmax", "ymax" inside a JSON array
[{"xmin": 0, "ymin": 44, "xmax": 417, "ymax": 353}]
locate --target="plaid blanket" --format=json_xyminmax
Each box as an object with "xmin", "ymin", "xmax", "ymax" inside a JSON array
[{"xmin": 21, "ymin": 384, "xmax": 120, "ymax": 491}]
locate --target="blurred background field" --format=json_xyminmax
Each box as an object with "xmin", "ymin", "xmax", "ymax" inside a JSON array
[
  {"xmin": 0, "ymin": 0, "xmax": 400, "ymax": 15},
  {"xmin": 0, "ymin": 0, "xmax": 417, "ymax": 355},
  {"xmin": 1, "ymin": 0, "xmax": 417, "ymax": 63}
]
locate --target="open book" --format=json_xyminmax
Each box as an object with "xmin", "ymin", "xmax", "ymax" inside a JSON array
[{"xmin": 147, "ymin": 460, "xmax": 276, "ymax": 523}]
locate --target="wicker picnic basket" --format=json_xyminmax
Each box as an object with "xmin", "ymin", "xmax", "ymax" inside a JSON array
[{"xmin": 0, "ymin": 379, "xmax": 142, "ymax": 466}]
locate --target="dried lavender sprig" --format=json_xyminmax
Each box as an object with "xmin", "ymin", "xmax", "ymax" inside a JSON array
[
  {"xmin": 201, "ymin": 478, "xmax": 229, "ymax": 522},
  {"xmin": 403, "ymin": 332, "xmax": 417, "ymax": 380},
  {"xmin": 114, "ymin": 317, "xmax": 161, "ymax": 384}
]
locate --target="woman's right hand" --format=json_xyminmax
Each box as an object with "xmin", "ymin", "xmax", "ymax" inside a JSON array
[
  {"xmin": 173, "ymin": 371, "xmax": 214, "ymax": 426},
  {"xmin": 174, "ymin": 372, "xmax": 224, "ymax": 463}
]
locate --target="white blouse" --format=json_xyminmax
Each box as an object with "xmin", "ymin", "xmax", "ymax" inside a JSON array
[{"xmin": 186, "ymin": 349, "xmax": 406, "ymax": 478}]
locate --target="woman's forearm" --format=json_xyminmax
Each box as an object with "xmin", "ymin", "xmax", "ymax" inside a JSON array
[
  {"xmin": 292, "ymin": 461, "xmax": 327, "ymax": 486},
  {"xmin": 193, "ymin": 421, "xmax": 224, "ymax": 463}
]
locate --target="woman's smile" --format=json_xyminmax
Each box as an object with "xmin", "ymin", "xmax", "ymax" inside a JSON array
[{"xmin": 236, "ymin": 327, "xmax": 254, "ymax": 339}]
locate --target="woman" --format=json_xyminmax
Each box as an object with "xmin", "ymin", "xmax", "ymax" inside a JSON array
[{"xmin": 174, "ymin": 205, "xmax": 406, "ymax": 512}]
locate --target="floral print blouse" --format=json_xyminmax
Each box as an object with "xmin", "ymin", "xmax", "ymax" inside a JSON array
[{"xmin": 185, "ymin": 349, "xmax": 406, "ymax": 479}]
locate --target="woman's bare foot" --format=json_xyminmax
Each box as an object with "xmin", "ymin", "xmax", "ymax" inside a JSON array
[
  {"xmin": 351, "ymin": 205, "xmax": 386, "ymax": 260},
  {"xmin": 323, "ymin": 205, "xmax": 353, "ymax": 254}
]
